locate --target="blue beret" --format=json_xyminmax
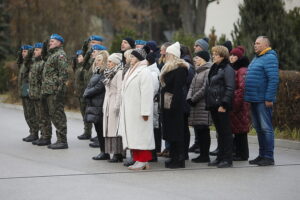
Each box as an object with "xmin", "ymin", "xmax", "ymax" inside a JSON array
[
  {"xmin": 135, "ymin": 40, "xmax": 147, "ymax": 45},
  {"xmin": 20, "ymin": 45, "xmax": 33, "ymax": 50},
  {"xmin": 34, "ymin": 43, "xmax": 43, "ymax": 49},
  {"xmin": 89, "ymin": 35, "xmax": 104, "ymax": 42},
  {"xmin": 76, "ymin": 50, "xmax": 83, "ymax": 55},
  {"xmin": 50, "ymin": 33, "xmax": 64, "ymax": 43},
  {"xmin": 92, "ymin": 44, "xmax": 107, "ymax": 51}
]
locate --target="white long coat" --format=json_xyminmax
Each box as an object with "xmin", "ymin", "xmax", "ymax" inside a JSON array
[
  {"xmin": 103, "ymin": 70, "xmax": 123, "ymax": 137},
  {"xmin": 118, "ymin": 60, "xmax": 155, "ymax": 150}
]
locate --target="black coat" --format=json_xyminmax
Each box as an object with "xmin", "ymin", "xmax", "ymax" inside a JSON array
[
  {"xmin": 83, "ymin": 71, "xmax": 106, "ymax": 123},
  {"xmin": 205, "ymin": 59, "xmax": 235, "ymax": 110},
  {"xmin": 161, "ymin": 66, "xmax": 188, "ymax": 142}
]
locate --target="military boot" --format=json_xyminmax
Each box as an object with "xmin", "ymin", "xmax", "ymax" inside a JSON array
[
  {"xmin": 36, "ymin": 138, "xmax": 51, "ymax": 146},
  {"xmin": 48, "ymin": 141, "xmax": 68, "ymax": 149},
  {"xmin": 77, "ymin": 133, "xmax": 91, "ymax": 140},
  {"xmin": 32, "ymin": 138, "xmax": 40, "ymax": 145},
  {"xmin": 23, "ymin": 134, "xmax": 38, "ymax": 142}
]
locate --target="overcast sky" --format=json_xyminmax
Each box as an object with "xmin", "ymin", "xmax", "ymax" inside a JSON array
[{"xmin": 205, "ymin": 0, "xmax": 300, "ymax": 39}]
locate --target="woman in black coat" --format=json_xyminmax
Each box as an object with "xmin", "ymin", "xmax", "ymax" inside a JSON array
[
  {"xmin": 205, "ymin": 45, "xmax": 235, "ymax": 168},
  {"xmin": 83, "ymin": 52, "xmax": 110, "ymax": 160},
  {"xmin": 160, "ymin": 42, "xmax": 188, "ymax": 168}
]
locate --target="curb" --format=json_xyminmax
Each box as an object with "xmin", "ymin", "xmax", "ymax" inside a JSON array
[{"xmin": 1, "ymin": 102, "xmax": 300, "ymax": 150}]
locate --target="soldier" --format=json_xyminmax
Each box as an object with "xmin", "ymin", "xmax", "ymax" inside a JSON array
[
  {"xmin": 41, "ymin": 34, "xmax": 69, "ymax": 149},
  {"xmin": 18, "ymin": 45, "xmax": 40, "ymax": 142},
  {"xmin": 72, "ymin": 50, "xmax": 93, "ymax": 140},
  {"xmin": 77, "ymin": 35, "xmax": 104, "ymax": 141},
  {"xmin": 29, "ymin": 43, "xmax": 52, "ymax": 146}
]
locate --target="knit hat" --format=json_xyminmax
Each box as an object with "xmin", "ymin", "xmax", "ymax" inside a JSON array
[
  {"xmin": 135, "ymin": 40, "xmax": 147, "ymax": 46},
  {"xmin": 146, "ymin": 40, "xmax": 158, "ymax": 52},
  {"xmin": 92, "ymin": 44, "xmax": 107, "ymax": 51},
  {"xmin": 131, "ymin": 46, "xmax": 150, "ymax": 61},
  {"xmin": 76, "ymin": 50, "xmax": 83, "ymax": 55},
  {"xmin": 195, "ymin": 37, "xmax": 209, "ymax": 51},
  {"xmin": 166, "ymin": 41, "xmax": 181, "ymax": 58},
  {"xmin": 89, "ymin": 35, "xmax": 104, "ymax": 42},
  {"xmin": 34, "ymin": 43, "xmax": 43, "ymax": 49},
  {"xmin": 123, "ymin": 37, "xmax": 135, "ymax": 48},
  {"xmin": 108, "ymin": 53, "xmax": 122, "ymax": 65},
  {"xmin": 195, "ymin": 51, "xmax": 210, "ymax": 62},
  {"xmin": 146, "ymin": 52, "xmax": 156, "ymax": 65},
  {"xmin": 230, "ymin": 46, "xmax": 245, "ymax": 59},
  {"xmin": 222, "ymin": 41, "xmax": 233, "ymax": 52},
  {"xmin": 20, "ymin": 45, "xmax": 33, "ymax": 50},
  {"xmin": 50, "ymin": 33, "xmax": 64, "ymax": 43}
]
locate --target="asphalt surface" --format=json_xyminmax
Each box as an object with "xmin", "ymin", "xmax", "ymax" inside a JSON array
[{"xmin": 0, "ymin": 104, "xmax": 299, "ymax": 200}]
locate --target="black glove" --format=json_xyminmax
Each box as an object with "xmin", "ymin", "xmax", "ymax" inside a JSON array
[
  {"xmin": 187, "ymin": 99, "xmax": 196, "ymax": 107},
  {"xmin": 16, "ymin": 50, "xmax": 23, "ymax": 66},
  {"xmin": 41, "ymin": 39, "xmax": 49, "ymax": 61},
  {"xmin": 82, "ymin": 39, "xmax": 89, "ymax": 57}
]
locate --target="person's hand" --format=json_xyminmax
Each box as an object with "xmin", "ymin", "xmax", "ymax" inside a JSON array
[
  {"xmin": 218, "ymin": 106, "xmax": 226, "ymax": 113},
  {"xmin": 265, "ymin": 101, "xmax": 273, "ymax": 107},
  {"xmin": 142, "ymin": 116, "xmax": 149, "ymax": 121}
]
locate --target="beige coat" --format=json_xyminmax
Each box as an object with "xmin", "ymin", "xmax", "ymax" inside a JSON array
[
  {"xmin": 103, "ymin": 70, "xmax": 123, "ymax": 137},
  {"xmin": 118, "ymin": 60, "xmax": 155, "ymax": 150}
]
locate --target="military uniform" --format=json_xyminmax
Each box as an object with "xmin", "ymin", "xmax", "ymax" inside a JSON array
[
  {"xmin": 74, "ymin": 61, "xmax": 92, "ymax": 138},
  {"xmin": 29, "ymin": 56, "xmax": 52, "ymax": 143},
  {"xmin": 18, "ymin": 61, "xmax": 39, "ymax": 141},
  {"xmin": 41, "ymin": 46, "xmax": 68, "ymax": 145}
]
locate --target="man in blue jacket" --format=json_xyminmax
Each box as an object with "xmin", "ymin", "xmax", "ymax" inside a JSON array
[{"xmin": 245, "ymin": 36, "xmax": 279, "ymax": 166}]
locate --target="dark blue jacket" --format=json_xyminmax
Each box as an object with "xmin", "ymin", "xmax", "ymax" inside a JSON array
[{"xmin": 244, "ymin": 49, "xmax": 279, "ymax": 103}]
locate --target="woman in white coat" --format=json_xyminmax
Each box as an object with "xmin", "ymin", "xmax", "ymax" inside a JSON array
[
  {"xmin": 103, "ymin": 53, "xmax": 124, "ymax": 163},
  {"xmin": 118, "ymin": 46, "xmax": 155, "ymax": 170}
]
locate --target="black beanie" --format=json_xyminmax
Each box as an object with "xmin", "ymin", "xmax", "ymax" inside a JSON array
[
  {"xmin": 223, "ymin": 41, "xmax": 233, "ymax": 52},
  {"xmin": 146, "ymin": 52, "xmax": 156, "ymax": 65},
  {"xmin": 124, "ymin": 37, "xmax": 135, "ymax": 49},
  {"xmin": 195, "ymin": 51, "xmax": 210, "ymax": 62}
]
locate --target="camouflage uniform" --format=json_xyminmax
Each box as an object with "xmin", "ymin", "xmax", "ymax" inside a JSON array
[
  {"xmin": 18, "ymin": 62, "xmax": 39, "ymax": 137},
  {"xmin": 74, "ymin": 62, "xmax": 92, "ymax": 136},
  {"xmin": 29, "ymin": 56, "xmax": 52, "ymax": 140},
  {"xmin": 41, "ymin": 46, "xmax": 68, "ymax": 143}
]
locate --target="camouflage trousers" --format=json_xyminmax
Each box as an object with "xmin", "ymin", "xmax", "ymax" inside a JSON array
[
  {"xmin": 42, "ymin": 94, "xmax": 67, "ymax": 143},
  {"xmin": 21, "ymin": 97, "xmax": 39, "ymax": 136},
  {"xmin": 32, "ymin": 99, "xmax": 52, "ymax": 140},
  {"xmin": 78, "ymin": 97, "xmax": 92, "ymax": 136}
]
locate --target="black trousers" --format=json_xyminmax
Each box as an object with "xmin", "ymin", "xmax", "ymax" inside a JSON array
[
  {"xmin": 210, "ymin": 109, "xmax": 233, "ymax": 163},
  {"xmin": 233, "ymin": 133, "xmax": 249, "ymax": 159},
  {"xmin": 193, "ymin": 125, "xmax": 211, "ymax": 158},
  {"xmin": 94, "ymin": 119, "xmax": 105, "ymax": 153},
  {"xmin": 183, "ymin": 114, "xmax": 190, "ymax": 158},
  {"xmin": 170, "ymin": 141, "xmax": 185, "ymax": 161}
]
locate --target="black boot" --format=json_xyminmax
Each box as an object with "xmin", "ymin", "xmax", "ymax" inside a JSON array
[
  {"xmin": 92, "ymin": 152, "xmax": 110, "ymax": 160},
  {"xmin": 90, "ymin": 136, "xmax": 98, "ymax": 142},
  {"xmin": 36, "ymin": 138, "xmax": 51, "ymax": 146},
  {"xmin": 209, "ymin": 148, "xmax": 219, "ymax": 156},
  {"xmin": 108, "ymin": 154, "xmax": 123, "ymax": 163},
  {"xmin": 192, "ymin": 155, "xmax": 210, "ymax": 163},
  {"xmin": 89, "ymin": 140, "xmax": 100, "ymax": 148},
  {"xmin": 23, "ymin": 135, "xmax": 38, "ymax": 142},
  {"xmin": 77, "ymin": 133, "xmax": 91, "ymax": 140},
  {"xmin": 48, "ymin": 142, "xmax": 68, "ymax": 149}
]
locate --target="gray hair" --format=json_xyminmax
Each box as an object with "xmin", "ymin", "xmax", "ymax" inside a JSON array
[{"xmin": 257, "ymin": 36, "xmax": 271, "ymax": 46}]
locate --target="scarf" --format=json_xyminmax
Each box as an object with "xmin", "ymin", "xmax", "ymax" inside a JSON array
[{"xmin": 103, "ymin": 63, "xmax": 123, "ymax": 85}]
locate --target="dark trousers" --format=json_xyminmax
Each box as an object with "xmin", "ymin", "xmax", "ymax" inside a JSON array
[
  {"xmin": 183, "ymin": 114, "xmax": 190, "ymax": 158},
  {"xmin": 94, "ymin": 119, "xmax": 105, "ymax": 153},
  {"xmin": 194, "ymin": 125, "xmax": 211, "ymax": 158},
  {"xmin": 170, "ymin": 141, "xmax": 185, "ymax": 162},
  {"xmin": 211, "ymin": 109, "xmax": 233, "ymax": 163},
  {"xmin": 233, "ymin": 133, "xmax": 249, "ymax": 159}
]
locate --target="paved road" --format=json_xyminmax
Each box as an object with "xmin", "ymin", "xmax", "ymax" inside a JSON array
[{"xmin": 0, "ymin": 104, "xmax": 299, "ymax": 200}]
